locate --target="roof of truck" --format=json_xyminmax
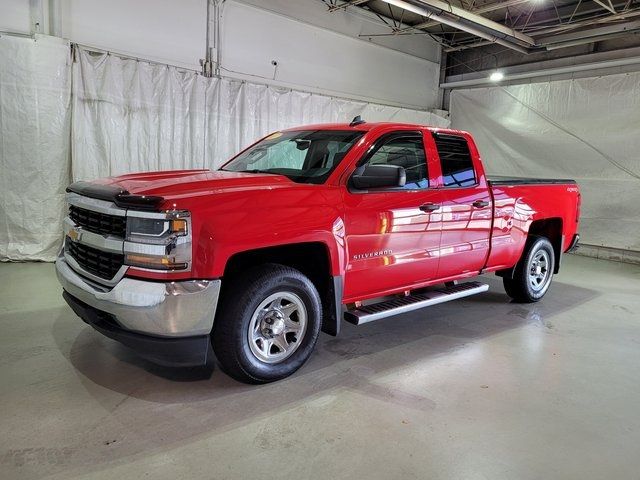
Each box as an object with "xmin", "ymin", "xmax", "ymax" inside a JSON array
[{"xmin": 280, "ymin": 122, "xmax": 467, "ymax": 137}]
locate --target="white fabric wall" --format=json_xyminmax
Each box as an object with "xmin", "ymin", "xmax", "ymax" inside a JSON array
[
  {"xmin": 450, "ymin": 73, "xmax": 640, "ymax": 252},
  {"xmin": 0, "ymin": 35, "xmax": 71, "ymax": 261},
  {"xmin": 71, "ymin": 49, "xmax": 207, "ymax": 180},
  {"xmin": 73, "ymin": 47, "xmax": 449, "ymax": 180},
  {"xmin": 1, "ymin": 42, "xmax": 447, "ymax": 261}
]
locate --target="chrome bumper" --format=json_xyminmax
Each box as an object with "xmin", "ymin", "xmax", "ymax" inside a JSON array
[{"xmin": 55, "ymin": 254, "xmax": 221, "ymax": 338}]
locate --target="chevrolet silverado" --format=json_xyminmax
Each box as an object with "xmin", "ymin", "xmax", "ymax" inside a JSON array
[{"xmin": 56, "ymin": 119, "xmax": 581, "ymax": 383}]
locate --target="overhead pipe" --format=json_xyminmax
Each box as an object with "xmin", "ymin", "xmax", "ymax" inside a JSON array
[
  {"xmin": 394, "ymin": 0, "xmax": 532, "ymax": 35},
  {"xmin": 537, "ymin": 18, "xmax": 640, "ymax": 45},
  {"xmin": 48, "ymin": 0, "xmax": 62, "ymax": 37},
  {"xmin": 544, "ymin": 29, "xmax": 640, "ymax": 50},
  {"xmin": 411, "ymin": 0, "xmax": 535, "ymax": 45},
  {"xmin": 530, "ymin": 7, "xmax": 640, "ymax": 37},
  {"xmin": 381, "ymin": 0, "xmax": 537, "ymax": 54},
  {"xmin": 203, "ymin": 0, "xmax": 224, "ymax": 77}
]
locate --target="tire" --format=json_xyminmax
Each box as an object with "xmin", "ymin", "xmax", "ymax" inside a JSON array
[
  {"xmin": 503, "ymin": 236, "xmax": 555, "ymax": 303},
  {"xmin": 212, "ymin": 263, "xmax": 322, "ymax": 384}
]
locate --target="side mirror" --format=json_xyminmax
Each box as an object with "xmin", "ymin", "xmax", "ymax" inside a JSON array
[{"xmin": 351, "ymin": 164, "xmax": 406, "ymax": 190}]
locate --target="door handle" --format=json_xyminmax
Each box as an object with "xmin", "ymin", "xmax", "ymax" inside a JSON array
[
  {"xmin": 472, "ymin": 200, "xmax": 489, "ymax": 208},
  {"xmin": 419, "ymin": 203, "xmax": 440, "ymax": 213}
]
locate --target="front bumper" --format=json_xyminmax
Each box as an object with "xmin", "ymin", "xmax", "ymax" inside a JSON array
[{"xmin": 56, "ymin": 254, "xmax": 221, "ymax": 366}]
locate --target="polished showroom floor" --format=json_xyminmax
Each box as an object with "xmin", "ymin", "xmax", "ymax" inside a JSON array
[{"xmin": 1, "ymin": 254, "xmax": 639, "ymax": 479}]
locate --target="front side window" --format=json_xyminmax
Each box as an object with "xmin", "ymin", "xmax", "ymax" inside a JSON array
[
  {"xmin": 433, "ymin": 133, "xmax": 476, "ymax": 187},
  {"xmin": 222, "ymin": 130, "xmax": 364, "ymax": 184},
  {"xmin": 358, "ymin": 134, "xmax": 428, "ymax": 190}
]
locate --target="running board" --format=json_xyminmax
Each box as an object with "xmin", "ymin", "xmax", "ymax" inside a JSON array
[{"xmin": 344, "ymin": 281, "xmax": 489, "ymax": 325}]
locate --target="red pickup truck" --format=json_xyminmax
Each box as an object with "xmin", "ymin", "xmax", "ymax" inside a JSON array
[{"xmin": 56, "ymin": 120, "xmax": 580, "ymax": 383}]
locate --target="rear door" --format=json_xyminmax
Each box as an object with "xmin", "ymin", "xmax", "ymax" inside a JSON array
[
  {"xmin": 429, "ymin": 132, "xmax": 492, "ymax": 279},
  {"xmin": 342, "ymin": 130, "xmax": 443, "ymax": 301}
]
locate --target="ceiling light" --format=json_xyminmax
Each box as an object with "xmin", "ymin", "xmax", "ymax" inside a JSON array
[{"xmin": 489, "ymin": 71, "xmax": 504, "ymax": 82}]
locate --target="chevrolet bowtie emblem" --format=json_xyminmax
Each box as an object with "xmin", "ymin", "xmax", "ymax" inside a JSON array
[{"xmin": 68, "ymin": 226, "xmax": 82, "ymax": 242}]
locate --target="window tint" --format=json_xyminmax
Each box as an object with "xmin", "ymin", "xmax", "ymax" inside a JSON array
[
  {"xmin": 361, "ymin": 134, "xmax": 428, "ymax": 189},
  {"xmin": 433, "ymin": 134, "xmax": 476, "ymax": 187}
]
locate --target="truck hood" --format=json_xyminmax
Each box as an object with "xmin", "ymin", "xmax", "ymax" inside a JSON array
[{"xmin": 94, "ymin": 169, "xmax": 297, "ymax": 199}]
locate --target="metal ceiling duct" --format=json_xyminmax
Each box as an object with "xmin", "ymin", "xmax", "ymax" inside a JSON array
[
  {"xmin": 536, "ymin": 19, "xmax": 640, "ymax": 47},
  {"xmin": 380, "ymin": 0, "xmax": 537, "ymax": 54}
]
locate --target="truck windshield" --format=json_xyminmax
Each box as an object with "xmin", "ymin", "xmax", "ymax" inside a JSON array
[{"xmin": 221, "ymin": 130, "xmax": 364, "ymax": 184}]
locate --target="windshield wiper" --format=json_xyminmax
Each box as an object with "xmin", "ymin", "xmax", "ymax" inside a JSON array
[{"xmin": 236, "ymin": 169, "xmax": 275, "ymax": 174}]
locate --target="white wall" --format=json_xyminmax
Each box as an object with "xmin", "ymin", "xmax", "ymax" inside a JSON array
[
  {"xmin": 221, "ymin": 1, "xmax": 440, "ymax": 108},
  {"xmin": 0, "ymin": 0, "xmax": 31, "ymax": 33},
  {"xmin": 62, "ymin": 0, "xmax": 206, "ymax": 70},
  {"xmin": 0, "ymin": 0, "xmax": 441, "ymax": 109},
  {"xmin": 235, "ymin": 0, "xmax": 440, "ymax": 63}
]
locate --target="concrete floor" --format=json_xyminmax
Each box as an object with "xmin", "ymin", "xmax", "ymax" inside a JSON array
[{"xmin": 1, "ymin": 255, "xmax": 639, "ymax": 480}]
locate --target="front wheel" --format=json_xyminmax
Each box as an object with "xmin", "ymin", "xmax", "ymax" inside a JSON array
[
  {"xmin": 212, "ymin": 264, "xmax": 322, "ymax": 384},
  {"xmin": 503, "ymin": 236, "xmax": 555, "ymax": 303}
]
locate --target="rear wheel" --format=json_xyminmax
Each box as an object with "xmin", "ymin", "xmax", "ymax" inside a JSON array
[
  {"xmin": 212, "ymin": 264, "xmax": 322, "ymax": 384},
  {"xmin": 503, "ymin": 236, "xmax": 555, "ymax": 303}
]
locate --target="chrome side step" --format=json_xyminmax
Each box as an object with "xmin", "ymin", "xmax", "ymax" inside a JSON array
[{"xmin": 344, "ymin": 281, "xmax": 489, "ymax": 325}]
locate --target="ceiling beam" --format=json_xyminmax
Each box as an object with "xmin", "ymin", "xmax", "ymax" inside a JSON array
[
  {"xmin": 395, "ymin": 0, "xmax": 532, "ymax": 34},
  {"xmin": 407, "ymin": 0, "xmax": 535, "ymax": 44},
  {"xmin": 593, "ymin": 0, "xmax": 617, "ymax": 14},
  {"xmin": 380, "ymin": 0, "xmax": 535, "ymax": 53},
  {"xmin": 538, "ymin": 18, "xmax": 640, "ymax": 44},
  {"xmin": 530, "ymin": 7, "xmax": 640, "ymax": 36}
]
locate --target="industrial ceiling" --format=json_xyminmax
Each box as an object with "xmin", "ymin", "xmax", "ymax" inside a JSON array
[{"xmin": 323, "ymin": 0, "xmax": 640, "ymax": 53}]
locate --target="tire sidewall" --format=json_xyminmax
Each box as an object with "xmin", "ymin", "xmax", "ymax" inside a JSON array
[{"xmin": 233, "ymin": 271, "xmax": 321, "ymax": 381}]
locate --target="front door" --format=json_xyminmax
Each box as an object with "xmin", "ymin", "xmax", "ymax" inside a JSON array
[{"xmin": 342, "ymin": 131, "xmax": 443, "ymax": 302}]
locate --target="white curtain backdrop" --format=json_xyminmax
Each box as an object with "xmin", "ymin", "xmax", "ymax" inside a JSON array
[
  {"xmin": 0, "ymin": 35, "xmax": 71, "ymax": 261},
  {"xmin": 204, "ymin": 78, "xmax": 450, "ymax": 166},
  {"xmin": 73, "ymin": 46, "xmax": 450, "ymax": 179},
  {"xmin": 450, "ymin": 73, "xmax": 640, "ymax": 252},
  {"xmin": 72, "ymin": 49, "xmax": 207, "ymax": 180},
  {"xmin": 0, "ymin": 43, "xmax": 448, "ymax": 261}
]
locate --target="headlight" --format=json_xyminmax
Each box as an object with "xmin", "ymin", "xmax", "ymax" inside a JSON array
[
  {"xmin": 126, "ymin": 212, "xmax": 189, "ymax": 243},
  {"xmin": 124, "ymin": 211, "xmax": 192, "ymax": 271}
]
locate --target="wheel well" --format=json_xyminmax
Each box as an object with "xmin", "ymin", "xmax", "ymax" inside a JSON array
[
  {"xmin": 528, "ymin": 218, "xmax": 563, "ymax": 274},
  {"xmin": 496, "ymin": 217, "xmax": 564, "ymax": 279},
  {"xmin": 223, "ymin": 243, "xmax": 341, "ymax": 336}
]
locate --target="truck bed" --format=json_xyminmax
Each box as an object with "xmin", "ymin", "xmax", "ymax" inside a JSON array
[{"xmin": 488, "ymin": 175, "xmax": 576, "ymax": 186}]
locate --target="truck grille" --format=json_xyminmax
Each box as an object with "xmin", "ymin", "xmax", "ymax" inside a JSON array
[
  {"xmin": 69, "ymin": 205, "xmax": 126, "ymax": 238},
  {"xmin": 67, "ymin": 241, "xmax": 124, "ymax": 280}
]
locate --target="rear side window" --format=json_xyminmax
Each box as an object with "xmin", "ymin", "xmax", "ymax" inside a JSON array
[{"xmin": 433, "ymin": 134, "xmax": 476, "ymax": 187}]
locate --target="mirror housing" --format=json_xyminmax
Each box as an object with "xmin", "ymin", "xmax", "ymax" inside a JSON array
[{"xmin": 351, "ymin": 164, "xmax": 406, "ymax": 190}]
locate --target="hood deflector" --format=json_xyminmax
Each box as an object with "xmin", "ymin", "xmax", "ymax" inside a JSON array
[{"xmin": 66, "ymin": 181, "xmax": 165, "ymax": 211}]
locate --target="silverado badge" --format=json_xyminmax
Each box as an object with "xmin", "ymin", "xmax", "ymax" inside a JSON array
[{"xmin": 353, "ymin": 249, "xmax": 393, "ymax": 260}]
